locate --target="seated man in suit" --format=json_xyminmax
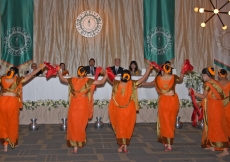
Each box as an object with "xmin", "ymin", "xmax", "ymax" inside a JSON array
[
  {"xmin": 25, "ymin": 63, "xmax": 43, "ymax": 76},
  {"xmin": 85, "ymin": 58, "xmax": 96, "ymax": 75},
  {"xmin": 110, "ymin": 58, "xmax": 124, "ymax": 75}
]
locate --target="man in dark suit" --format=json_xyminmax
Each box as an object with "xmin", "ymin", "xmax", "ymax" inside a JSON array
[
  {"xmin": 85, "ymin": 58, "xmax": 96, "ymax": 75},
  {"xmin": 110, "ymin": 58, "xmax": 124, "ymax": 75}
]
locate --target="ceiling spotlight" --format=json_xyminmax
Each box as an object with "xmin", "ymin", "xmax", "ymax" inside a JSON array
[
  {"xmin": 194, "ymin": 7, "xmax": 199, "ymax": 12},
  {"xmin": 222, "ymin": 25, "xmax": 227, "ymax": 30},
  {"xmin": 201, "ymin": 23, "xmax": 206, "ymax": 27},
  {"xmin": 199, "ymin": 8, "xmax": 205, "ymax": 13},
  {"xmin": 195, "ymin": 0, "xmax": 230, "ymax": 29},
  {"xmin": 214, "ymin": 9, "xmax": 219, "ymax": 14}
]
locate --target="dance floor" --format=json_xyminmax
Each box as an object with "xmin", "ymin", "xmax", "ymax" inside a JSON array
[{"xmin": 0, "ymin": 123, "xmax": 229, "ymax": 162}]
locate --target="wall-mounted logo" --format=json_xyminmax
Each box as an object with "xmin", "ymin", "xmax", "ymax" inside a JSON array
[
  {"xmin": 215, "ymin": 28, "xmax": 230, "ymax": 56},
  {"xmin": 146, "ymin": 27, "xmax": 173, "ymax": 55},
  {"xmin": 76, "ymin": 10, "xmax": 102, "ymax": 37},
  {"xmin": 4, "ymin": 27, "xmax": 31, "ymax": 56}
]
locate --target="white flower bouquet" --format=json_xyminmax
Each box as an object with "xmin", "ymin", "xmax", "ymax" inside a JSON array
[
  {"xmin": 23, "ymin": 99, "xmax": 69, "ymax": 111},
  {"xmin": 94, "ymin": 99, "xmax": 109, "ymax": 109},
  {"xmin": 184, "ymin": 71, "xmax": 203, "ymax": 92},
  {"xmin": 23, "ymin": 99, "xmax": 193, "ymax": 111},
  {"xmin": 180, "ymin": 99, "xmax": 193, "ymax": 108},
  {"xmin": 139, "ymin": 99, "xmax": 158, "ymax": 109}
]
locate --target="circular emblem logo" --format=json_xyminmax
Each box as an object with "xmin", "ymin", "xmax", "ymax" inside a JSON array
[
  {"xmin": 146, "ymin": 27, "xmax": 173, "ymax": 55},
  {"xmin": 4, "ymin": 27, "xmax": 32, "ymax": 56},
  {"xmin": 76, "ymin": 10, "xmax": 102, "ymax": 37},
  {"xmin": 215, "ymin": 28, "xmax": 230, "ymax": 56}
]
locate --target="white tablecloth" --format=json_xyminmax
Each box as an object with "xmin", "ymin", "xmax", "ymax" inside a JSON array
[
  {"xmin": 23, "ymin": 76, "xmax": 191, "ymax": 101},
  {"xmin": 20, "ymin": 76, "xmax": 193, "ymax": 124}
]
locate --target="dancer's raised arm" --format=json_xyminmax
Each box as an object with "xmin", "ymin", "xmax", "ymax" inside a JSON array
[
  {"xmin": 22, "ymin": 63, "xmax": 46, "ymax": 83},
  {"xmin": 57, "ymin": 66, "xmax": 68, "ymax": 84},
  {"xmin": 93, "ymin": 70, "xmax": 108, "ymax": 86},
  {"xmin": 140, "ymin": 80, "xmax": 155, "ymax": 87},
  {"xmin": 137, "ymin": 64, "xmax": 153, "ymax": 85}
]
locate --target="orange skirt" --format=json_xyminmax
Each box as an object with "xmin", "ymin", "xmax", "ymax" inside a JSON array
[
  {"xmin": 157, "ymin": 94, "xmax": 179, "ymax": 145},
  {"xmin": 225, "ymin": 103, "xmax": 230, "ymax": 140},
  {"xmin": 66, "ymin": 96, "xmax": 90, "ymax": 148},
  {"xmin": 202, "ymin": 99, "xmax": 228, "ymax": 148},
  {"xmin": 226, "ymin": 103, "xmax": 230, "ymax": 147},
  {"xmin": 109, "ymin": 100, "xmax": 136, "ymax": 145},
  {"xmin": 0, "ymin": 96, "xmax": 20, "ymax": 148}
]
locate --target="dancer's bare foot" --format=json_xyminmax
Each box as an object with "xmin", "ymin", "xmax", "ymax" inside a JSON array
[
  {"xmin": 72, "ymin": 147, "xmax": 78, "ymax": 154},
  {"xmin": 165, "ymin": 144, "xmax": 171, "ymax": 152},
  {"xmin": 217, "ymin": 149, "xmax": 229, "ymax": 157},
  {"xmin": 3, "ymin": 145, "xmax": 7, "ymax": 152},
  {"xmin": 204, "ymin": 147, "xmax": 215, "ymax": 151},
  {"xmin": 164, "ymin": 144, "xmax": 167, "ymax": 148},
  {"xmin": 118, "ymin": 145, "xmax": 124, "ymax": 153},
  {"xmin": 123, "ymin": 145, "xmax": 128, "ymax": 153}
]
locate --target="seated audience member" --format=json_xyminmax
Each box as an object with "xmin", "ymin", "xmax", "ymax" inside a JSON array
[
  {"xmin": 0, "ymin": 65, "xmax": 7, "ymax": 76},
  {"xmin": 85, "ymin": 58, "xmax": 96, "ymax": 75},
  {"xmin": 60, "ymin": 63, "xmax": 69, "ymax": 76},
  {"xmin": 129, "ymin": 61, "xmax": 141, "ymax": 76},
  {"xmin": 110, "ymin": 58, "xmax": 124, "ymax": 75},
  {"xmin": 25, "ymin": 63, "xmax": 43, "ymax": 76}
]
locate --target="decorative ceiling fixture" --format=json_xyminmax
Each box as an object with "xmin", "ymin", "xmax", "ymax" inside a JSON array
[{"xmin": 194, "ymin": 0, "xmax": 230, "ymax": 30}]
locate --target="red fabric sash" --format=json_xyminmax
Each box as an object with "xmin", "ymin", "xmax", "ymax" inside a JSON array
[
  {"xmin": 190, "ymin": 88, "xmax": 203, "ymax": 127},
  {"xmin": 182, "ymin": 59, "xmax": 194, "ymax": 74},
  {"xmin": 93, "ymin": 66, "xmax": 102, "ymax": 91},
  {"xmin": 44, "ymin": 62, "xmax": 59, "ymax": 78},
  {"xmin": 106, "ymin": 67, "xmax": 116, "ymax": 82},
  {"xmin": 150, "ymin": 61, "xmax": 163, "ymax": 71},
  {"xmin": 94, "ymin": 66, "xmax": 102, "ymax": 80}
]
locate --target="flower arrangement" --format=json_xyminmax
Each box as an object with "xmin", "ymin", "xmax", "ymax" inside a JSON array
[
  {"xmin": 94, "ymin": 99, "xmax": 110, "ymax": 109},
  {"xmin": 23, "ymin": 99, "xmax": 193, "ymax": 111},
  {"xmin": 138, "ymin": 99, "xmax": 192, "ymax": 109},
  {"xmin": 180, "ymin": 99, "xmax": 193, "ymax": 108},
  {"xmin": 184, "ymin": 71, "xmax": 203, "ymax": 92},
  {"xmin": 23, "ymin": 99, "xmax": 69, "ymax": 111},
  {"xmin": 139, "ymin": 99, "xmax": 158, "ymax": 109}
]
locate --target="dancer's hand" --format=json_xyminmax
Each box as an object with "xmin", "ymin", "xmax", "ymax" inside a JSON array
[
  {"xmin": 40, "ymin": 63, "xmax": 46, "ymax": 69},
  {"xmin": 188, "ymin": 88, "xmax": 195, "ymax": 96},
  {"xmin": 54, "ymin": 64, "xmax": 60, "ymax": 70},
  {"xmin": 99, "ymin": 68, "xmax": 104, "ymax": 75}
]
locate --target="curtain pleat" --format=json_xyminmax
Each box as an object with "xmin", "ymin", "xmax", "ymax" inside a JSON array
[
  {"xmin": 8, "ymin": 0, "xmax": 226, "ymax": 79},
  {"xmin": 33, "ymin": 0, "xmax": 144, "ymax": 75}
]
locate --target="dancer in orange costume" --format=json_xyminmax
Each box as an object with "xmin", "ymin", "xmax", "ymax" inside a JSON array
[
  {"xmin": 218, "ymin": 69, "xmax": 230, "ymax": 147},
  {"xmin": 191, "ymin": 67, "xmax": 229, "ymax": 157},
  {"xmin": 0, "ymin": 64, "xmax": 46, "ymax": 152},
  {"xmin": 141, "ymin": 63, "xmax": 185, "ymax": 151},
  {"xmin": 57, "ymin": 66, "xmax": 107, "ymax": 153},
  {"xmin": 108, "ymin": 65, "xmax": 153, "ymax": 153}
]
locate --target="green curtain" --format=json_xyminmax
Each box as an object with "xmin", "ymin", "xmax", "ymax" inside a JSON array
[
  {"xmin": 144, "ymin": 0, "xmax": 175, "ymax": 65},
  {"xmin": 0, "ymin": 0, "xmax": 33, "ymax": 67}
]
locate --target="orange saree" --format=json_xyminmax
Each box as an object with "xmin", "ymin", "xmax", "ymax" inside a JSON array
[
  {"xmin": 0, "ymin": 76, "xmax": 23, "ymax": 148},
  {"xmin": 66, "ymin": 77, "xmax": 95, "ymax": 148},
  {"xmin": 109, "ymin": 80, "xmax": 139, "ymax": 145},
  {"xmin": 222, "ymin": 82, "xmax": 230, "ymax": 143},
  {"xmin": 155, "ymin": 75, "xmax": 180, "ymax": 145},
  {"xmin": 201, "ymin": 80, "xmax": 228, "ymax": 149}
]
